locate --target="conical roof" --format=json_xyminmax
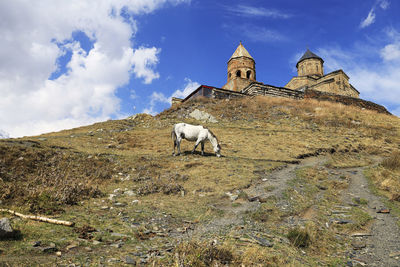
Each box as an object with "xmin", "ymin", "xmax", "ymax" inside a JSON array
[
  {"xmin": 229, "ymin": 42, "xmax": 254, "ymax": 61},
  {"xmin": 296, "ymin": 49, "xmax": 323, "ymax": 67}
]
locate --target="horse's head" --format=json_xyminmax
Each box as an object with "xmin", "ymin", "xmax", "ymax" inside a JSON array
[{"xmin": 215, "ymin": 143, "xmax": 221, "ymax": 157}]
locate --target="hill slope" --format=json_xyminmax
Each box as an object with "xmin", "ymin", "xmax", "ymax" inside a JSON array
[{"xmin": 1, "ymin": 96, "xmax": 399, "ymax": 266}]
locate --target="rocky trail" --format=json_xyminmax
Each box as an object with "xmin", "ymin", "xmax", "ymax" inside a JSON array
[
  {"xmin": 339, "ymin": 165, "xmax": 400, "ymax": 267},
  {"xmin": 180, "ymin": 155, "xmax": 400, "ymax": 266}
]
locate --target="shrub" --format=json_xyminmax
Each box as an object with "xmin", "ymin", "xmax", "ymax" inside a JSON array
[
  {"xmin": 287, "ymin": 227, "xmax": 311, "ymax": 248},
  {"xmin": 382, "ymin": 151, "xmax": 400, "ymax": 171}
]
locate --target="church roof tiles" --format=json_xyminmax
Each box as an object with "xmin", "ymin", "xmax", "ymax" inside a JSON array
[
  {"xmin": 229, "ymin": 42, "xmax": 254, "ymax": 61},
  {"xmin": 296, "ymin": 49, "xmax": 324, "ymax": 67}
]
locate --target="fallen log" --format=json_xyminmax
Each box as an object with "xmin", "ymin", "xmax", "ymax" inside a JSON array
[{"xmin": 0, "ymin": 209, "xmax": 75, "ymax": 227}]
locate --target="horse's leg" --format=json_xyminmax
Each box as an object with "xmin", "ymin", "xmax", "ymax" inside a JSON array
[
  {"xmin": 201, "ymin": 142, "xmax": 205, "ymax": 156},
  {"xmin": 172, "ymin": 138, "xmax": 176, "ymax": 156},
  {"xmin": 192, "ymin": 139, "xmax": 201, "ymax": 154},
  {"xmin": 177, "ymin": 138, "xmax": 182, "ymax": 155}
]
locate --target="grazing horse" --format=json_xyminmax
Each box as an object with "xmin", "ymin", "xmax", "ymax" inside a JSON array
[{"xmin": 171, "ymin": 123, "xmax": 221, "ymax": 157}]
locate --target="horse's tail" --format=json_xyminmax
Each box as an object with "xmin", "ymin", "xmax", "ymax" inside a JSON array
[{"xmin": 171, "ymin": 125, "xmax": 177, "ymax": 143}]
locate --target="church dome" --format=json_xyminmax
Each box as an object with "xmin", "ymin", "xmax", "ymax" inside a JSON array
[
  {"xmin": 296, "ymin": 49, "xmax": 323, "ymax": 68},
  {"xmin": 228, "ymin": 42, "xmax": 254, "ymax": 62}
]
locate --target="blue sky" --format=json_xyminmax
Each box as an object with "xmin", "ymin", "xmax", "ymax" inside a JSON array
[{"xmin": 0, "ymin": 0, "xmax": 399, "ymax": 137}]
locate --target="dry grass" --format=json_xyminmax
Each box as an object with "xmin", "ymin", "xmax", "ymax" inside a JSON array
[
  {"xmin": 367, "ymin": 151, "xmax": 400, "ymax": 201},
  {"xmin": 0, "ymin": 140, "xmax": 118, "ymax": 214},
  {"xmin": 0, "ymin": 95, "xmax": 399, "ymax": 265}
]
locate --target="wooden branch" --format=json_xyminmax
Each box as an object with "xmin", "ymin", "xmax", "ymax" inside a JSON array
[{"xmin": 0, "ymin": 209, "xmax": 75, "ymax": 227}]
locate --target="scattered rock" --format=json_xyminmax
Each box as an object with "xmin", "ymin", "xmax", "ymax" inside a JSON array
[
  {"xmin": 351, "ymin": 240, "xmax": 367, "ymax": 250},
  {"xmin": 332, "ymin": 219, "xmax": 353, "ymax": 224},
  {"xmin": 92, "ymin": 240, "xmax": 101, "ymax": 245},
  {"xmin": 351, "ymin": 232, "xmax": 372, "ymax": 237},
  {"xmin": 32, "ymin": 241, "xmax": 41, "ymax": 247},
  {"xmin": 317, "ymin": 184, "xmax": 327, "ymax": 190},
  {"xmin": 0, "ymin": 218, "xmax": 15, "ymax": 239},
  {"xmin": 125, "ymin": 256, "xmax": 136, "ymax": 265},
  {"xmin": 111, "ymin": 232, "xmax": 128, "ymax": 238},
  {"xmin": 377, "ymin": 208, "xmax": 390, "ymax": 214},
  {"xmin": 251, "ymin": 235, "xmax": 273, "ymax": 247},
  {"xmin": 132, "ymin": 200, "xmax": 139, "ymax": 205},
  {"xmin": 100, "ymin": 206, "xmax": 109, "ymax": 210},
  {"xmin": 66, "ymin": 242, "xmax": 79, "ymax": 251},
  {"xmin": 389, "ymin": 251, "xmax": 400, "ymax": 257},
  {"xmin": 125, "ymin": 190, "xmax": 136, "ymax": 197},
  {"xmin": 84, "ymin": 246, "xmax": 92, "ymax": 252},
  {"xmin": 110, "ymin": 243, "xmax": 123, "ymax": 248},
  {"xmin": 114, "ymin": 202, "xmax": 127, "ymax": 207},
  {"xmin": 42, "ymin": 246, "xmax": 58, "ymax": 253},
  {"xmin": 56, "ymin": 251, "xmax": 62, "ymax": 257},
  {"xmin": 108, "ymin": 194, "xmax": 117, "ymax": 201},
  {"xmin": 248, "ymin": 196, "xmax": 259, "ymax": 202},
  {"xmin": 189, "ymin": 109, "xmax": 218, "ymax": 123}
]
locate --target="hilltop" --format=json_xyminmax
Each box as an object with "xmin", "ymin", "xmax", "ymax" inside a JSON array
[{"xmin": 1, "ymin": 96, "xmax": 400, "ymax": 266}]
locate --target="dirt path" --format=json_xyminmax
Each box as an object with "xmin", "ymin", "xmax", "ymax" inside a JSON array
[
  {"xmin": 187, "ymin": 155, "xmax": 400, "ymax": 266},
  {"xmin": 188, "ymin": 156, "xmax": 326, "ymax": 238},
  {"xmin": 339, "ymin": 165, "xmax": 400, "ymax": 267}
]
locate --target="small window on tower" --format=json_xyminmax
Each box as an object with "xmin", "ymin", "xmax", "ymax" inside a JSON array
[
  {"xmin": 316, "ymin": 65, "xmax": 319, "ymax": 72},
  {"xmin": 229, "ymin": 73, "xmax": 232, "ymax": 78},
  {"xmin": 236, "ymin": 70, "xmax": 241, "ymax": 77},
  {"xmin": 246, "ymin": 70, "xmax": 251, "ymax": 79}
]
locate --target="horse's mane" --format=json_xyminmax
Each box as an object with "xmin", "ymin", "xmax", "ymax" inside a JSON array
[{"xmin": 204, "ymin": 126, "xmax": 218, "ymax": 142}]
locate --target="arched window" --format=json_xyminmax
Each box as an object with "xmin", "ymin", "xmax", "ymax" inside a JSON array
[
  {"xmin": 316, "ymin": 64, "xmax": 319, "ymax": 73},
  {"xmin": 229, "ymin": 73, "xmax": 232, "ymax": 78},
  {"xmin": 246, "ymin": 70, "xmax": 251, "ymax": 79},
  {"xmin": 301, "ymin": 66, "xmax": 304, "ymax": 75},
  {"xmin": 236, "ymin": 70, "xmax": 241, "ymax": 77}
]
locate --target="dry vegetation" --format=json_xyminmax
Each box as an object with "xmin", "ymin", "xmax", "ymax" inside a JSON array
[
  {"xmin": 0, "ymin": 96, "xmax": 399, "ymax": 265},
  {"xmin": 367, "ymin": 151, "xmax": 400, "ymax": 201}
]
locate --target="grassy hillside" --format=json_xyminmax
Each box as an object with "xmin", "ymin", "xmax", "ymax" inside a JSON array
[{"xmin": 0, "ymin": 96, "xmax": 399, "ymax": 266}]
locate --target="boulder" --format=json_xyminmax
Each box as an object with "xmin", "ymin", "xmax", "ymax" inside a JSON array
[
  {"xmin": 0, "ymin": 218, "xmax": 14, "ymax": 239},
  {"xmin": 189, "ymin": 109, "xmax": 218, "ymax": 123}
]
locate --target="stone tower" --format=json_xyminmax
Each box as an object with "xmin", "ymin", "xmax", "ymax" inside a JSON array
[
  {"xmin": 296, "ymin": 49, "xmax": 324, "ymax": 77},
  {"xmin": 222, "ymin": 42, "xmax": 256, "ymax": 92}
]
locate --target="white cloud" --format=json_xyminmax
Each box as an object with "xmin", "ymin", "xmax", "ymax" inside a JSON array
[
  {"xmin": 360, "ymin": 8, "xmax": 376, "ymax": 28},
  {"xmin": 0, "ymin": 0, "xmax": 190, "ymax": 137},
  {"xmin": 360, "ymin": 0, "xmax": 390, "ymax": 29},
  {"xmin": 131, "ymin": 47, "xmax": 161, "ymax": 84},
  {"xmin": 143, "ymin": 78, "xmax": 200, "ymax": 115},
  {"xmin": 171, "ymin": 78, "xmax": 200, "ymax": 99},
  {"xmin": 379, "ymin": 0, "xmax": 390, "ymax": 10},
  {"xmin": 380, "ymin": 44, "xmax": 400, "ymax": 61},
  {"xmin": 225, "ymin": 5, "xmax": 291, "ymax": 19},
  {"xmin": 221, "ymin": 23, "xmax": 286, "ymax": 43},
  {"xmin": 315, "ymin": 30, "xmax": 400, "ymax": 116}
]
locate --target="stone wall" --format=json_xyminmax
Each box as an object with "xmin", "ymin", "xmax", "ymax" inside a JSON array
[
  {"xmin": 223, "ymin": 76, "xmax": 253, "ymax": 92},
  {"xmin": 285, "ymin": 76, "xmax": 317, "ymax": 90},
  {"xmin": 242, "ymin": 82, "xmax": 304, "ymax": 99},
  {"xmin": 304, "ymin": 89, "xmax": 390, "ymax": 114},
  {"xmin": 227, "ymin": 57, "xmax": 256, "ymax": 82},
  {"xmin": 310, "ymin": 70, "xmax": 359, "ymax": 98}
]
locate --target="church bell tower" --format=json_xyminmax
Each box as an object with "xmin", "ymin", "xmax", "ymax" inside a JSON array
[{"xmin": 222, "ymin": 42, "xmax": 256, "ymax": 92}]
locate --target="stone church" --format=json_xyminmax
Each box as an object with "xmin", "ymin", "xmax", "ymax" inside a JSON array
[
  {"xmin": 222, "ymin": 42, "xmax": 359, "ymax": 98},
  {"xmin": 172, "ymin": 42, "xmax": 361, "ymax": 106}
]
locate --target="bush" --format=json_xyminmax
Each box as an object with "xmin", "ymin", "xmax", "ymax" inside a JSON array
[
  {"xmin": 287, "ymin": 227, "xmax": 311, "ymax": 248},
  {"xmin": 175, "ymin": 241, "xmax": 234, "ymax": 266},
  {"xmin": 382, "ymin": 151, "xmax": 400, "ymax": 171}
]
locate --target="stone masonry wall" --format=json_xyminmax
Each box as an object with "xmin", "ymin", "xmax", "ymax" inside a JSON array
[
  {"xmin": 297, "ymin": 58, "xmax": 324, "ymax": 77},
  {"xmin": 304, "ymin": 89, "xmax": 390, "ymax": 114}
]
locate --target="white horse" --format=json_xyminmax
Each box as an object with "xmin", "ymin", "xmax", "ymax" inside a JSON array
[{"xmin": 171, "ymin": 123, "xmax": 221, "ymax": 157}]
